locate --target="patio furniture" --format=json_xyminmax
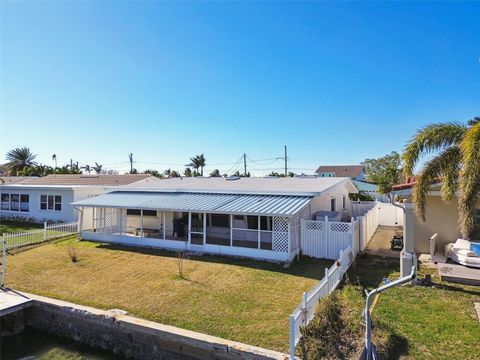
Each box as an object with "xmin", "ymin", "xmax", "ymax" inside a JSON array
[
  {"xmin": 445, "ymin": 239, "xmax": 480, "ymax": 268},
  {"xmin": 390, "ymin": 235, "xmax": 403, "ymax": 250}
]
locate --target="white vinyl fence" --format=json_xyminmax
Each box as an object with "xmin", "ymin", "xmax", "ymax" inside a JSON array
[
  {"xmin": 301, "ymin": 217, "xmax": 356, "ymax": 260},
  {"xmin": 350, "ymin": 200, "xmax": 376, "ymax": 218},
  {"xmin": 3, "ymin": 221, "xmax": 79, "ymax": 250},
  {"xmin": 289, "ymin": 246, "xmax": 354, "ymax": 359}
]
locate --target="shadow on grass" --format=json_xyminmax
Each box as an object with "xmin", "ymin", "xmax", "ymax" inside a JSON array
[
  {"xmin": 94, "ymin": 242, "xmax": 331, "ymax": 280},
  {"xmin": 374, "ymin": 321, "xmax": 410, "ymax": 360},
  {"xmin": 344, "ymin": 254, "xmax": 399, "ymax": 290}
]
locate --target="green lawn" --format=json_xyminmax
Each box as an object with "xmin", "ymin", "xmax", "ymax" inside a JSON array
[
  {"xmin": 0, "ymin": 220, "xmax": 43, "ymax": 235},
  {"xmin": 6, "ymin": 237, "xmax": 332, "ymax": 352},
  {"xmin": 299, "ymin": 255, "xmax": 480, "ymax": 359}
]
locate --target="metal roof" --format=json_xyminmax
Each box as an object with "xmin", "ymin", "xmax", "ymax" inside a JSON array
[{"xmin": 72, "ymin": 191, "xmax": 312, "ymax": 216}]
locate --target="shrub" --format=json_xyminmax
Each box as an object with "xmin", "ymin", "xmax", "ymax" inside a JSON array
[{"xmin": 68, "ymin": 246, "xmax": 78, "ymax": 263}]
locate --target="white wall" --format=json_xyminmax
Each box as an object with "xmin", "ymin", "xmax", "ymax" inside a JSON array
[
  {"xmin": 309, "ymin": 183, "xmax": 351, "ymax": 220},
  {"xmin": 0, "ymin": 186, "xmax": 107, "ymax": 223},
  {"xmin": 0, "ymin": 187, "xmax": 75, "ymax": 222},
  {"xmin": 376, "ymin": 202, "xmax": 404, "ymax": 226}
]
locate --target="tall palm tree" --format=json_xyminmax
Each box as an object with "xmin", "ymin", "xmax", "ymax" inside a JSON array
[
  {"xmin": 403, "ymin": 117, "xmax": 480, "ymax": 238},
  {"xmin": 5, "ymin": 147, "xmax": 37, "ymax": 175},
  {"xmin": 52, "ymin": 154, "xmax": 57, "ymax": 168},
  {"xmin": 189, "ymin": 154, "xmax": 206, "ymax": 176}
]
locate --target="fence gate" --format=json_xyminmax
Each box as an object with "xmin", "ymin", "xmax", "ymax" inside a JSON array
[{"xmin": 301, "ymin": 218, "xmax": 354, "ymax": 259}]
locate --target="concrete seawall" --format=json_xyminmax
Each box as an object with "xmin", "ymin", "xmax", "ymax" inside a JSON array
[{"xmin": 20, "ymin": 292, "xmax": 288, "ymax": 360}]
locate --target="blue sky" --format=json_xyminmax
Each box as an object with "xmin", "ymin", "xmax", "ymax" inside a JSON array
[{"xmin": 1, "ymin": 1, "xmax": 479, "ymax": 175}]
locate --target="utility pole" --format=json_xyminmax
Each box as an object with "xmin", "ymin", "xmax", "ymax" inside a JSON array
[
  {"xmin": 284, "ymin": 145, "xmax": 288, "ymax": 177},
  {"xmin": 243, "ymin": 153, "xmax": 247, "ymax": 176},
  {"xmin": 129, "ymin": 153, "xmax": 133, "ymax": 173}
]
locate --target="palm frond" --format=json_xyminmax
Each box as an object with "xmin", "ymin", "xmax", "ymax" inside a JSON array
[
  {"xmin": 458, "ymin": 122, "xmax": 480, "ymax": 237},
  {"xmin": 403, "ymin": 122, "xmax": 466, "ymax": 175},
  {"xmin": 412, "ymin": 146, "xmax": 461, "ymax": 221}
]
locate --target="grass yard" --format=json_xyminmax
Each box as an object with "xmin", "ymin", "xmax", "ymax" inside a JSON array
[
  {"xmin": 0, "ymin": 220, "xmax": 43, "ymax": 235},
  {"xmin": 6, "ymin": 236, "xmax": 332, "ymax": 352},
  {"xmin": 299, "ymin": 255, "xmax": 480, "ymax": 359}
]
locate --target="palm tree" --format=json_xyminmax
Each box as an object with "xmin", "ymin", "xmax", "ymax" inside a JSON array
[
  {"xmin": 81, "ymin": 164, "xmax": 92, "ymax": 174},
  {"xmin": 52, "ymin": 154, "xmax": 57, "ymax": 168},
  {"xmin": 5, "ymin": 147, "xmax": 37, "ymax": 175},
  {"xmin": 92, "ymin": 162, "xmax": 103, "ymax": 175},
  {"xmin": 189, "ymin": 154, "xmax": 206, "ymax": 176},
  {"xmin": 403, "ymin": 117, "xmax": 480, "ymax": 238},
  {"xmin": 164, "ymin": 168, "xmax": 172, "ymax": 177},
  {"xmin": 170, "ymin": 170, "xmax": 180, "ymax": 178}
]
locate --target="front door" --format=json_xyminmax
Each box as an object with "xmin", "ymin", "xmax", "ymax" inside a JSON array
[{"xmin": 190, "ymin": 212, "xmax": 205, "ymax": 246}]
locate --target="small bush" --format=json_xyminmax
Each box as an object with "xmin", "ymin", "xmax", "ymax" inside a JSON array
[
  {"xmin": 68, "ymin": 246, "xmax": 78, "ymax": 263},
  {"xmin": 176, "ymin": 251, "xmax": 188, "ymax": 279}
]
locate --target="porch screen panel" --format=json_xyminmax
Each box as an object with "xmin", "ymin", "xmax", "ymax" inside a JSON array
[{"xmin": 272, "ymin": 216, "xmax": 289, "ymax": 253}]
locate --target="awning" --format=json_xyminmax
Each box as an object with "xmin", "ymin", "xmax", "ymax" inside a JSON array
[{"xmin": 72, "ymin": 191, "xmax": 312, "ymax": 216}]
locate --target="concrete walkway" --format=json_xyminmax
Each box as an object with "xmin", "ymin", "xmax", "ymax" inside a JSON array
[{"xmin": 364, "ymin": 226, "xmax": 403, "ymax": 259}]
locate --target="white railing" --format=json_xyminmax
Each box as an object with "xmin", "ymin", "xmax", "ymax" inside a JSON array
[
  {"xmin": 3, "ymin": 221, "xmax": 79, "ymax": 250},
  {"xmin": 289, "ymin": 246, "xmax": 354, "ymax": 359}
]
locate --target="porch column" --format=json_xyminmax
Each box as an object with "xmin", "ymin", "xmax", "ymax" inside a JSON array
[
  {"xmin": 92, "ymin": 207, "xmax": 95, "ymax": 231},
  {"xmin": 162, "ymin": 211, "xmax": 166, "ymax": 240},
  {"xmin": 140, "ymin": 209, "xmax": 144, "ymax": 237},
  {"xmin": 188, "ymin": 212, "xmax": 192, "ymax": 244},
  {"xmin": 203, "ymin": 212, "xmax": 207, "ymax": 245},
  {"xmin": 230, "ymin": 214, "xmax": 233, "ymax": 247},
  {"xmin": 257, "ymin": 215, "xmax": 261, "ymax": 249}
]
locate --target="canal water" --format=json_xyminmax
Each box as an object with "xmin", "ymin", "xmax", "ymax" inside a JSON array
[{"xmin": 1, "ymin": 327, "xmax": 123, "ymax": 360}]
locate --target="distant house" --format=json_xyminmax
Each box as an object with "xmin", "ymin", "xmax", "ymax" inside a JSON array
[
  {"xmin": 315, "ymin": 165, "xmax": 366, "ymax": 181},
  {"xmin": 0, "ymin": 174, "xmax": 159, "ymax": 223},
  {"xmin": 315, "ymin": 165, "xmax": 387, "ymax": 201},
  {"xmin": 73, "ymin": 176, "xmax": 357, "ymax": 262}
]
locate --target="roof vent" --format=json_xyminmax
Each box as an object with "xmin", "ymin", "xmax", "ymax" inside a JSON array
[{"xmin": 226, "ymin": 176, "xmax": 241, "ymax": 181}]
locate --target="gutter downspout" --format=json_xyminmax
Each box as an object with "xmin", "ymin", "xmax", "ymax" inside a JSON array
[{"xmin": 363, "ymin": 266, "xmax": 416, "ymax": 360}]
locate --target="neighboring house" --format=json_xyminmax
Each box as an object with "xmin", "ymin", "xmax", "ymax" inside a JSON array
[
  {"xmin": 315, "ymin": 165, "xmax": 366, "ymax": 181},
  {"xmin": 0, "ymin": 174, "xmax": 159, "ymax": 223},
  {"xmin": 73, "ymin": 176, "xmax": 357, "ymax": 262},
  {"xmin": 351, "ymin": 179, "xmax": 389, "ymax": 202},
  {"xmin": 391, "ymin": 179, "xmax": 480, "ymax": 255}
]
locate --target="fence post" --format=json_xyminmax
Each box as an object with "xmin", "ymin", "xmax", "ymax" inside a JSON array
[
  {"xmin": 325, "ymin": 267, "xmax": 330, "ymax": 294},
  {"xmin": 43, "ymin": 222, "xmax": 47, "ymax": 241},
  {"xmin": 289, "ymin": 315, "xmax": 296, "ymax": 360},
  {"xmin": 302, "ymin": 292, "xmax": 308, "ymax": 326},
  {"xmin": 1, "ymin": 235, "xmax": 6, "ymax": 288},
  {"xmin": 324, "ymin": 216, "xmax": 329, "ymax": 258}
]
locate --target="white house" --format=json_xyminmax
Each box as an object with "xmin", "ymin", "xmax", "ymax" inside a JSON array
[
  {"xmin": 0, "ymin": 174, "xmax": 159, "ymax": 223},
  {"xmin": 73, "ymin": 176, "xmax": 357, "ymax": 262}
]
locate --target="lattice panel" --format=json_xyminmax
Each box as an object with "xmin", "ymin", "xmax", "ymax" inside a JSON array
[
  {"xmin": 272, "ymin": 216, "xmax": 289, "ymax": 253},
  {"xmin": 96, "ymin": 208, "xmax": 119, "ymax": 235},
  {"xmin": 329, "ymin": 222, "xmax": 351, "ymax": 233},
  {"xmin": 305, "ymin": 220, "xmax": 324, "ymax": 231}
]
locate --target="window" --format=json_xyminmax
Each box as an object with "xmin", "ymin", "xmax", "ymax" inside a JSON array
[
  {"xmin": 330, "ymin": 198, "xmax": 336, "ymax": 212},
  {"xmin": 209, "ymin": 214, "xmax": 229, "ymax": 227},
  {"xmin": 246, "ymin": 216, "xmax": 258, "ymax": 230},
  {"xmin": 1, "ymin": 194, "xmax": 9, "ymax": 210},
  {"xmin": 10, "ymin": 194, "xmax": 19, "ymax": 211},
  {"xmin": 342, "ymin": 195, "xmax": 346, "ymax": 210},
  {"xmin": 260, "ymin": 216, "xmax": 273, "ymax": 231},
  {"xmin": 40, "ymin": 195, "xmax": 62, "ymax": 211},
  {"xmin": 20, "ymin": 195, "xmax": 29, "ymax": 212},
  {"xmin": 126, "ymin": 209, "xmax": 157, "ymax": 216}
]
